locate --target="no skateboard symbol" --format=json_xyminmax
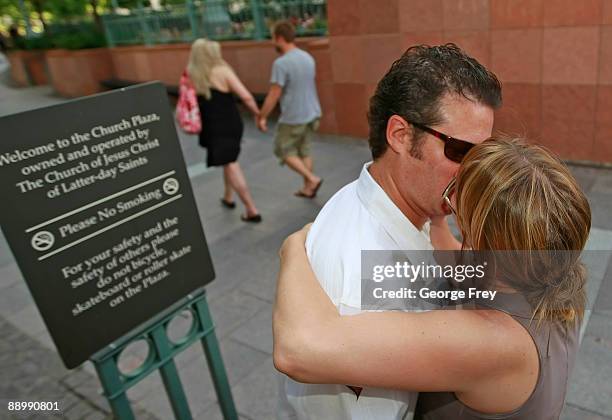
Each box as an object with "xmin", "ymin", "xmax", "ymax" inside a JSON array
[
  {"xmin": 163, "ymin": 178, "xmax": 180, "ymax": 195},
  {"xmin": 31, "ymin": 231, "xmax": 55, "ymax": 251}
]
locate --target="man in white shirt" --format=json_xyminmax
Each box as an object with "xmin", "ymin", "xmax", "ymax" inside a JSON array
[{"xmin": 277, "ymin": 44, "xmax": 502, "ymax": 419}]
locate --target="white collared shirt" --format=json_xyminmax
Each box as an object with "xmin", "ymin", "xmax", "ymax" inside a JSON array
[{"xmin": 278, "ymin": 163, "xmax": 433, "ymax": 420}]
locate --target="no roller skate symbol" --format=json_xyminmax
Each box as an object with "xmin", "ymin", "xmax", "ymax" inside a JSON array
[
  {"xmin": 31, "ymin": 231, "xmax": 55, "ymax": 251},
  {"xmin": 163, "ymin": 178, "xmax": 180, "ymax": 195}
]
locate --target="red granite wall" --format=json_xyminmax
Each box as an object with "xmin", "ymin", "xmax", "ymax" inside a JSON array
[{"xmin": 325, "ymin": 0, "xmax": 612, "ymax": 163}]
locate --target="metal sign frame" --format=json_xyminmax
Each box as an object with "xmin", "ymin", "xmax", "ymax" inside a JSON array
[{"xmin": 91, "ymin": 287, "xmax": 237, "ymax": 420}]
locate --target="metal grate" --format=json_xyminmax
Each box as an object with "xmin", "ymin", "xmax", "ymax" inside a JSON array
[{"xmin": 102, "ymin": 0, "xmax": 327, "ymax": 47}]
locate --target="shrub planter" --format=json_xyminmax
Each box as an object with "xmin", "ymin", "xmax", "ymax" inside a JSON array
[
  {"xmin": 25, "ymin": 51, "xmax": 49, "ymax": 85},
  {"xmin": 46, "ymin": 48, "xmax": 114, "ymax": 97},
  {"xmin": 6, "ymin": 50, "xmax": 32, "ymax": 86}
]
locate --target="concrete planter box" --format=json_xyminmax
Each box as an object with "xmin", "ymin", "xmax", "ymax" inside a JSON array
[
  {"xmin": 25, "ymin": 51, "xmax": 49, "ymax": 85},
  {"xmin": 6, "ymin": 50, "xmax": 32, "ymax": 87},
  {"xmin": 6, "ymin": 50, "xmax": 49, "ymax": 86},
  {"xmin": 109, "ymin": 43, "xmax": 190, "ymax": 87},
  {"xmin": 46, "ymin": 48, "xmax": 114, "ymax": 97}
]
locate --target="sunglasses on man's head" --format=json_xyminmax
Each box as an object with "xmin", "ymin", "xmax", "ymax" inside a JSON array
[{"xmin": 410, "ymin": 122, "xmax": 475, "ymax": 163}]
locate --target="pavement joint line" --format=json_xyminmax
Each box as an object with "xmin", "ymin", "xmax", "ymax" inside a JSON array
[
  {"xmin": 565, "ymin": 402, "xmax": 612, "ymax": 419},
  {"xmin": 187, "ymin": 162, "xmax": 214, "ymax": 179},
  {"xmin": 213, "ymin": 316, "xmax": 260, "ymax": 341},
  {"xmin": 240, "ymin": 288, "xmax": 273, "ymax": 303},
  {"xmin": 226, "ymin": 336, "xmax": 271, "ymax": 359}
]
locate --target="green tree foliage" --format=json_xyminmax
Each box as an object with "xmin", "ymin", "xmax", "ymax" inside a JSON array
[
  {"xmin": 46, "ymin": 0, "xmax": 89, "ymax": 19},
  {"xmin": 0, "ymin": 0, "xmax": 28, "ymax": 26},
  {"xmin": 1, "ymin": 0, "xmax": 109, "ymax": 48},
  {"xmin": 0, "ymin": 0, "xmax": 110, "ymax": 27}
]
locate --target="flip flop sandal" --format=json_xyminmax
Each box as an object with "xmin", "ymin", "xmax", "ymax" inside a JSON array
[
  {"xmin": 241, "ymin": 214, "xmax": 262, "ymax": 223},
  {"xmin": 294, "ymin": 179, "xmax": 324, "ymax": 199},
  {"xmin": 294, "ymin": 190, "xmax": 316, "ymax": 198}
]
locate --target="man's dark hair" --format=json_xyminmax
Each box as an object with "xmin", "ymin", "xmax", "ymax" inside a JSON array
[
  {"xmin": 368, "ymin": 44, "xmax": 502, "ymax": 159},
  {"xmin": 273, "ymin": 21, "xmax": 296, "ymax": 43}
]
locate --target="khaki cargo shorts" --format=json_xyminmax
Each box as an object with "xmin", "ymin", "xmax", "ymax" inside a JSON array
[{"xmin": 274, "ymin": 118, "xmax": 320, "ymax": 164}]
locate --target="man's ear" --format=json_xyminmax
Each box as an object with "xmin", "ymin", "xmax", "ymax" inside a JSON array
[{"xmin": 386, "ymin": 115, "xmax": 412, "ymax": 155}]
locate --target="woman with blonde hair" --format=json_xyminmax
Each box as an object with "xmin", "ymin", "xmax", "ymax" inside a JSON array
[
  {"xmin": 273, "ymin": 137, "xmax": 591, "ymax": 419},
  {"xmin": 188, "ymin": 38, "xmax": 262, "ymax": 222}
]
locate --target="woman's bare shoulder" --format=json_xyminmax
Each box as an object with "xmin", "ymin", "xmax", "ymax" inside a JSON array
[
  {"xmin": 210, "ymin": 65, "xmax": 232, "ymax": 91},
  {"xmin": 461, "ymin": 309, "xmax": 536, "ymax": 366},
  {"xmin": 211, "ymin": 64, "xmax": 233, "ymax": 77},
  {"xmin": 417, "ymin": 309, "xmax": 534, "ymax": 364}
]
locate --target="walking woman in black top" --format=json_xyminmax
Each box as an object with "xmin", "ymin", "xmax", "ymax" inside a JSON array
[{"xmin": 187, "ymin": 39, "xmax": 261, "ymax": 222}]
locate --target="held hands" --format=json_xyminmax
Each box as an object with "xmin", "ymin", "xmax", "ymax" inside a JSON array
[{"xmin": 256, "ymin": 115, "xmax": 268, "ymax": 132}]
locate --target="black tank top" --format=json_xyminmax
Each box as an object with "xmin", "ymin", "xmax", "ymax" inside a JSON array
[{"xmin": 197, "ymin": 88, "xmax": 243, "ymax": 147}]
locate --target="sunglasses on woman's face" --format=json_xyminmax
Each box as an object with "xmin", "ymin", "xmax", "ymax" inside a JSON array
[
  {"xmin": 411, "ymin": 122, "xmax": 475, "ymax": 163},
  {"xmin": 442, "ymin": 177, "xmax": 457, "ymax": 215}
]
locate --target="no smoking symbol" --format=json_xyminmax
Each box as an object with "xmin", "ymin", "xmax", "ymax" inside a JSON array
[
  {"xmin": 163, "ymin": 178, "xmax": 180, "ymax": 195},
  {"xmin": 31, "ymin": 231, "xmax": 55, "ymax": 251}
]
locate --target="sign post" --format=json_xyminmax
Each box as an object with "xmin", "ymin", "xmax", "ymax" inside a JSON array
[
  {"xmin": 0, "ymin": 82, "xmax": 237, "ymax": 419},
  {"xmin": 91, "ymin": 289, "xmax": 236, "ymax": 420}
]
